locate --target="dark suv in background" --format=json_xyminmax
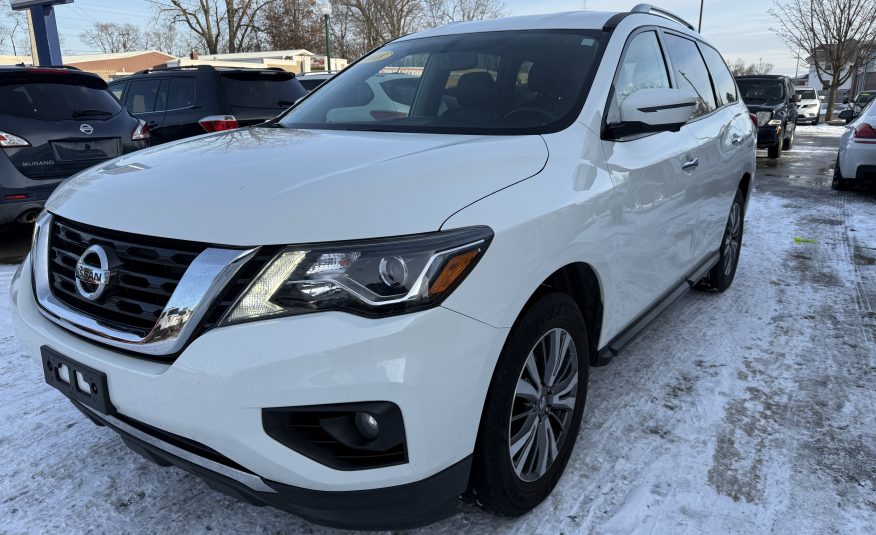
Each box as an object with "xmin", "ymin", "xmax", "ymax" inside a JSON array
[
  {"xmin": 108, "ymin": 66, "xmax": 307, "ymax": 144},
  {"xmin": 1, "ymin": 66, "xmax": 149, "ymax": 227},
  {"xmin": 736, "ymin": 74, "xmax": 799, "ymax": 158}
]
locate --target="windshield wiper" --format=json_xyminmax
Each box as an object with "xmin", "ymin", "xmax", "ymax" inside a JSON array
[{"xmin": 72, "ymin": 109, "xmax": 113, "ymax": 118}]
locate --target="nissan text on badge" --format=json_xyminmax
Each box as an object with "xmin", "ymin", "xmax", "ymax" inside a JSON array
[{"xmin": 10, "ymin": 4, "xmax": 756, "ymax": 530}]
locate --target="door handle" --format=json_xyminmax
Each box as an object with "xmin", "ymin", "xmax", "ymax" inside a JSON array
[
  {"xmin": 731, "ymin": 135, "xmax": 743, "ymax": 145},
  {"xmin": 146, "ymin": 121, "xmax": 159, "ymax": 127},
  {"xmin": 681, "ymin": 157, "xmax": 699, "ymax": 171}
]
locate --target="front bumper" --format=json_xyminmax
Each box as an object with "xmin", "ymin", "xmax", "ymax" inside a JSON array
[
  {"xmin": 11, "ymin": 254, "xmax": 507, "ymax": 527},
  {"xmin": 756, "ymin": 125, "xmax": 783, "ymax": 148}
]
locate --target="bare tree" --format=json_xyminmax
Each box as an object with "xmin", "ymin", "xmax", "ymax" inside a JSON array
[
  {"xmin": 149, "ymin": 0, "xmax": 275, "ymax": 54},
  {"xmin": 0, "ymin": 5, "xmax": 30, "ymax": 56},
  {"xmin": 422, "ymin": 0, "xmax": 504, "ymax": 26},
  {"xmin": 144, "ymin": 22, "xmax": 200, "ymax": 55},
  {"xmin": 770, "ymin": 0, "xmax": 876, "ymax": 117},
  {"xmin": 729, "ymin": 58, "xmax": 775, "ymax": 76},
  {"xmin": 81, "ymin": 23, "xmax": 144, "ymax": 53},
  {"xmin": 263, "ymin": 0, "xmax": 323, "ymax": 52}
]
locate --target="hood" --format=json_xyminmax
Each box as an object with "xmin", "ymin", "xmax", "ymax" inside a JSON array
[{"xmin": 46, "ymin": 127, "xmax": 548, "ymax": 245}]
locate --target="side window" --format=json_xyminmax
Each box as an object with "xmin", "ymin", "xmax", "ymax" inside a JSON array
[
  {"xmin": 167, "ymin": 77, "xmax": 197, "ymax": 110},
  {"xmin": 109, "ymin": 82, "xmax": 126, "ymax": 103},
  {"xmin": 663, "ymin": 33, "xmax": 717, "ymax": 117},
  {"xmin": 128, "ymin": 79, "xmax": 164, "ymax": 114},
  {"xmin": 699, "ymin": 44, "xmax": 737, "ymax": 106},
  {"xmin": 607, "ymin": 31, "xmax": 670, "ymax": 124}
]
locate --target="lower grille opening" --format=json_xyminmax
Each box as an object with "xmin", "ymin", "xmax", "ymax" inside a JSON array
[{"xmin": 263, "ymin": 402, "xmax": 408, "ymax": 471}]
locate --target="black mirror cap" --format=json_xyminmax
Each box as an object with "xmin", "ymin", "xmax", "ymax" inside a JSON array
[{"xmin": 839, "ymin": 109, "xmax": 853, "ymax": 119}]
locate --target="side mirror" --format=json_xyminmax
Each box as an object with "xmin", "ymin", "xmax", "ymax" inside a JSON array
[
  {"xmin": 819, "ymin": 95, "xmax": 825, "ymax": 100},
  {"xmin": 608, "ymin": 88, "xmax": 698, "ymax": 138},
  {"xmin": 793, "ymin": 93, "xmax": 802, "ymax": 102},
  {"xmin": 839, "ymin": 109, "xmax": 853, "ymax": 119}
]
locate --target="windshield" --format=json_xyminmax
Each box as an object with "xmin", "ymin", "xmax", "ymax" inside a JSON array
[
  {"xmin": 855, "ymin": 92, "xmax": 874, "ymax": 106},
  {"xmin": 737, "ymin": 79, "xmax": 785, "ymax": 103},
  {"xmin": 279, "ymin": 30, "xmax": 604, "ymax": 134},
  {"xmin": 795, "ymin": 89, "xmax": 817, "ymax": 100},
  {"xmin": 0, "ymin": 81, "xmax": 121, "ymax": 120}
]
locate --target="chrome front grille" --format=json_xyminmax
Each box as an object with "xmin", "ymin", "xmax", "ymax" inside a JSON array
[
  {"xmin": 49, "ymin": 218, "xmax": 203, "ymax": 335},
  {"xmin": 33, "ymin": 213, "xmax": 258, "ymax": 357}
]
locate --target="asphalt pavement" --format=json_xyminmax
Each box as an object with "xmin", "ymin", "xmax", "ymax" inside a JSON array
[{"xmin": 1, "ymin": 125, "xmax": 874, "ymax": 534}]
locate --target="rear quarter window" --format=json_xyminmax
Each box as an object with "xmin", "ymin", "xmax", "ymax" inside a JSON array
[
  {"xmin": 0, "ymin": 81, "xmax": 122, "ymax": 120},
  {"xmin": 219, "ymin": 72, "xmax": 306, "ymax": 109}
]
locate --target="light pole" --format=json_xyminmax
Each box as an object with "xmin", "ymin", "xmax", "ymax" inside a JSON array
[
  {"xmin": 320, "ymin": 2, "xmax": 332, "ymax": 73},
  {"xmin": 698, "ymin": 0, "xmax": 704, "ymax": 32}
]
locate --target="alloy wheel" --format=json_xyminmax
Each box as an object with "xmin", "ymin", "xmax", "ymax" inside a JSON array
[
  {"xmin": 508, "ymin": 328, "xmax": 579, "ymax": 482},
  {"xmin": 723, "ymin": 201, "xmax": 742, "ymax": 276}
]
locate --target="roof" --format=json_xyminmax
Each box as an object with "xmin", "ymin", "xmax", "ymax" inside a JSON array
[
  {"xmin": 395, "ymin": 9, "xmax": 698, "ymax": 41},
  {"xmin": 62, "ymin": 50, "xmax": 176, "ymax": 64},
  {"xmin": 397, "ymin": 11, "xmax": 617, "ymax": 40}
]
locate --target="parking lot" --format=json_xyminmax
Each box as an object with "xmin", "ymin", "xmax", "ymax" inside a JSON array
[{"xmin": 1, "ymin": 124, "xmax": 874, "ymax": 534}]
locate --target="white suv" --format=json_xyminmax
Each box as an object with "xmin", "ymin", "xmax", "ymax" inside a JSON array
[
  {"xmin": 10, "ymin": 5, "xmax": 755, "ymax": 530},
  {"xmin": 795, "ymin": 86, "xmax": 822, "ymax": 125}
]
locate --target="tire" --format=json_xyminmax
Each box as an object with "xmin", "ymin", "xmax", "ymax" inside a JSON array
[
  {"xmin": 697, "ymin": 188, "xmax": 745, "ymax": 292},
  {"xmin": 832, "ymin": 158, "xmax": 851, "ymax": 190},
  {"xmin": 468, "ymin": 293, "xmax": 589, "ymax": 516},
  {"xmin": 782, "ymin": 125, "xmax": 794, "ymax": 150},
  {"xmin": 767, "ymin": 140, "xmax": 782, "ymax": 159},
  {"xmin": 814, "ymin": 116, "xmax": 820, "ymax": 126}
]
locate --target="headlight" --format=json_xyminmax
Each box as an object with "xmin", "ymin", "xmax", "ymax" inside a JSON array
[
  {"xmin": 756, "ymin": 111, "xmax": 772, "ymax": 127},
  {"xmin": 221, "ymin": 226, "xmax": 493, "ymax": 324}
]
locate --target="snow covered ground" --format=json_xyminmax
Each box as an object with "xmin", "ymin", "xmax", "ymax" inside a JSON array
[{"xmin": 1, "ymin": 127, "xmax": 874, "ymax": 534}]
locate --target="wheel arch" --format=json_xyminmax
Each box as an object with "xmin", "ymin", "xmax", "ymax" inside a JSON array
[{"xmin": 515, "ymin": 263, "xmax": 604, "ymax": 365}]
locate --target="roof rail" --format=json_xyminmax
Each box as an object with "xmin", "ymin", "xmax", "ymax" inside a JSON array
[
  {"xmin": 134, "ymin": 65, "xmax": 217, "ymax": 75},
  {"xmin": 630, "ymin": 3, "xmax": 696, "ymax": 31}
]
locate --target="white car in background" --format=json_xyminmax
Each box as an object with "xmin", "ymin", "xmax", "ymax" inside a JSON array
[
  {"xmin": 10, "ymin": 4, "xmax": 756, "ymax": 530},
  {"xmin": 795, "ymin": 86, "xmax": 822, "ymax": 125},
  {"xmin": 834, "ymin": 98, "xmax": 876, "ymax": 190}
]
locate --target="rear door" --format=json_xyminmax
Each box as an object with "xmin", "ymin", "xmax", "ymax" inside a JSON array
[
  {"xmin": 600, "ymin": 29, "xmax": 701, "ymax": 326},
  {"xmin": 661, "ymin": 32, "xmax": 733, "ymax": 262},
  {"xmin": 218, "ymin": 70, "xmax": 307, "ymax": 125},
  {"xmin": 697, "ymin": 42, "xmax": 751, "ymax": 256},
  {"xmin": 160, "ymin": 76, "xmax": 203, "ymax": 142},
  {"xmin": 125, "ymin": 78, "xmax": 168, "ymax": 142},
  {"xmin": 0, "ymin": 75, "xmax": 130, "ymax": 180}
]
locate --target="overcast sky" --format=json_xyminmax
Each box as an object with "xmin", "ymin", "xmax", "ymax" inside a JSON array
[{"xmin": 50, "ymin": 0, "xmax": 803, "ymax": 75}]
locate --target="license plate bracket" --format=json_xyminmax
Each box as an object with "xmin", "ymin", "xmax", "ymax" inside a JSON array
[{"xmin": 41, "ymin": 346, "xmax": 116, "ymax": 415}]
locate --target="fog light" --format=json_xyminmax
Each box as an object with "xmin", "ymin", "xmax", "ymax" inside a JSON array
[{"xmin": 355, "ymin": 412, "xmax": 380, "ymax": 440}]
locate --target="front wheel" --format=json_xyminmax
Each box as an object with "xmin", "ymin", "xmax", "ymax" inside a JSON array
[
  {"xmin": 697, "ymin": 188, "xmax": 745, "ymax": 292},
  {"xmin": 782, "ymin": 125, "xmax": 795, "ymax": 150},
  {"xmin": 468, "ymin": 293, "xmax": 589, "ymax": 516}
]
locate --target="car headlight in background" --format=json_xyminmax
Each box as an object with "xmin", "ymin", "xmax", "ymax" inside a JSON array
[
  {"xmin": 756, "ymin": 111, "xmax": 773, "ymax": 127},
  {"xmin": 221, "ymin": 226, "xmax": 493, "ymax": 323}
]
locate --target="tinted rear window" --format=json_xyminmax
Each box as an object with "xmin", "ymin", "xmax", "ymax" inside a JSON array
[
  {"xmin": 219, "ymin": 72, "xmax": 306, "ymax": 108},
  {"xmin": 0, "ymin": 82, "xmax": 122, "ymax": 121}
]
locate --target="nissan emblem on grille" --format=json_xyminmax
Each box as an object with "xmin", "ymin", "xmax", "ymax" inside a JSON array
[
  {"xmin": 74, "ymin": 245, "xmax": 115, "ymax": 301},
  {"xmin": 79, "ymin": 124, "xmax": 94, "ymax": 135}
]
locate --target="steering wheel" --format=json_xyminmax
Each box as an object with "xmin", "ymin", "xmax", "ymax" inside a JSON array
[{"xmin": 503, "ymin": 107, "xmax": 558, "ymax": 123}]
